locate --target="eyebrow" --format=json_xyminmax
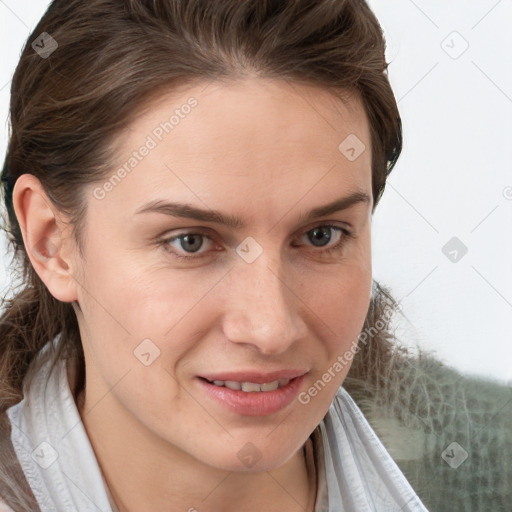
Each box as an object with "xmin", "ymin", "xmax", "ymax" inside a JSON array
[{"xmin": 134, "ymin": 190, "xmax": 371, "ymax": 229}]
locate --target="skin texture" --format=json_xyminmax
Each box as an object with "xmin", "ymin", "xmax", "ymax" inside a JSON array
[{"xmin": 13, "ymin": 78, "xmax": 373, "ymax": 511}]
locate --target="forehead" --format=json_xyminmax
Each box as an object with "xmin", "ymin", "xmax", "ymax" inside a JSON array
[
  {"xmin": 93, "ymin": 77, "xmax": 372, "ymax": 220},
  {"xmin": 120, "ymin": 77, "xmax": 369, "ymax": 158},
  {"xmin": 174, "ymin": 77, "xmax": 364, "ymax": 130}
]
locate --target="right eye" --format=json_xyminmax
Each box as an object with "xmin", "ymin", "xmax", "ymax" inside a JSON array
[{"xmin": 159, "ymin": 230, "xmax": 220, "ymax": 260}]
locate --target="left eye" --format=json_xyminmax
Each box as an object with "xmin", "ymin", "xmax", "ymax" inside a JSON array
[
  {"xmin": 299, "ymin": 225, "xmax": 344, "ymax": 248},
  {"xmin": 160, "ymin": 224, "xmax": 351, "ymax": 260}
]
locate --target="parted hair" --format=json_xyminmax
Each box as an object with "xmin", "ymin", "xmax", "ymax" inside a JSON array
[{"xmin": 0, "ymin": 1, "xmax": 402, "ymax": 510}]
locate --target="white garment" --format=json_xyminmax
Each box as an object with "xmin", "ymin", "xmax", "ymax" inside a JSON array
[{"xmin": 5, "ymin": 348, "xmax": 428, "ymax": 512}]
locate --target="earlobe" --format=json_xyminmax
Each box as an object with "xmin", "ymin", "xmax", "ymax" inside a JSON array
[{"xmin": 12, "ymin": 173, "xmax": 79, "ymax": 303}]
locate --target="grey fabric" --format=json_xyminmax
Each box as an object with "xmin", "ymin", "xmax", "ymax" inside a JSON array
[{"xmin": 346, "ymin": 353, "xmax": 512, "ymax": 511}]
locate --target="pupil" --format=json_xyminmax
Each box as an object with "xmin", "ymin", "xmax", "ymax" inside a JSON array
[
  {"xmin": 309, "ymin": 227, "xmax": 331, "ymax": 247},
  {"xmin": 181, "ymin": 234, "xmax": 203, "ymax": 252}
]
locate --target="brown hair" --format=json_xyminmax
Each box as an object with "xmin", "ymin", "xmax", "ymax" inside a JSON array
[{"xmin": 0, "ymin": 0, "xmax": 402, "ymax": 508}]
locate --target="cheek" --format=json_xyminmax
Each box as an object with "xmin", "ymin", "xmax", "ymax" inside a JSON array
[
  {"xmin": 298, "ymin": 250, "xmax": 372, "ymax": 399},
  {"xmin": 330, "ymin": 239, "xmax": 372, "ymax": 338},
  {"xmin": 77, "ymin": 250, "xmax": 176, "ymax": 333},
  {"xmin": 296, "ymin": 262, "xmax": 372, "ymax": 417},
  {"xmin": 331, "ymin": 267, "xmax": 372, "ymax": 338},
  {"xmin": 75, "ymin": 255, "xmax": 192, "ymax": 426},
  {"xmin": 301, "ymin": 254, "xmax": 372, "ymax": 347},
  {"xmin": 76, "ymin": 252, "xmax": 216, "ymax": 380}
]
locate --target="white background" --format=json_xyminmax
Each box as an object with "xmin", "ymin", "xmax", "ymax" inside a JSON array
[{"xmin": 1, "ymin": 1, "xmax": 511, "ymax": 383}]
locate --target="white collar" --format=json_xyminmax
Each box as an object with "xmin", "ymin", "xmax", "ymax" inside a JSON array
[
  {"xmin": 7, "ymin": 352, "xmax": 114, "ymax": 512},
  {"xmin": 311, "ymin": 389, "xmax": 428, "ymax": 511}
]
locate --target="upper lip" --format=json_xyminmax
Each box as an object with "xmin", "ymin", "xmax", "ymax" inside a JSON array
[{"xmin": 199, "ymin": 369, "xmax": 308, "ymax": 384}]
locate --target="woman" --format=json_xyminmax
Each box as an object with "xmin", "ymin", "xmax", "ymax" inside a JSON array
[{"xmin": 1, "ymin": 1, "xmax": 508, "ymax": 511}]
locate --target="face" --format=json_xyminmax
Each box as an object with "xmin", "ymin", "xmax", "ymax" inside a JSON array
[{"xmin": 73, "ymin": 77, "xmax": 373, "ymax": 471}]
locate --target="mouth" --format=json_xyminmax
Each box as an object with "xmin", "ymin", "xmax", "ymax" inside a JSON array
[
  {"xmin": 202, "ymin": 378, "xmax": 291, "ymax": 392},
  {"xmin": 196, "ymin": 370, "xmax": 308, "ymax": 416}
]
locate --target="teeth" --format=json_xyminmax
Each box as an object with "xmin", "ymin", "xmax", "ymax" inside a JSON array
[
  {"xmin": 260, "ymin": 381, "xmax": 279, "ymax": 391},
  {"xmin": 241, "ymin": 382, "xmax": 261, "ymax": 392},
  {"xmin": 209, "ymin": 378, "xmax": 291, "ymax": 392}
]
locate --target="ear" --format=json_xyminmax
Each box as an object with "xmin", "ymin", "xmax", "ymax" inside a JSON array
[{"xmin": 12, "ymin": 173, "xmax": 80, "ymax": 303}]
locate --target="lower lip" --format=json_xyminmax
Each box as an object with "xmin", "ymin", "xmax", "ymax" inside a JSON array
[{"xmin": 196, "ymin": 375, "xmax": 306, "ymax": 416}]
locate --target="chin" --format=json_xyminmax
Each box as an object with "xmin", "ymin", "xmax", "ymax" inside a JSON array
[{"xmin": 196, "ymin": 435, "xmax": 305, "ymax": 473}]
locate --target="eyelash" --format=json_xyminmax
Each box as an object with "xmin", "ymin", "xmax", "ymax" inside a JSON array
[{"xmin": 157, "ymin": 224, "xmax": 354, "ymax": 261}]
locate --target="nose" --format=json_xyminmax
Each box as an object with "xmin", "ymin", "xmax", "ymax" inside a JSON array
[{"xmin": 221, "ymin": 252, "xmax": 308, "ymax": 355}]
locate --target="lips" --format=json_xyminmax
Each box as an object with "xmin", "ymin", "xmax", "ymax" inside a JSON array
[{"xmin": 196, "ymin": 369, "xmax": 308, "ymax": 416}]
